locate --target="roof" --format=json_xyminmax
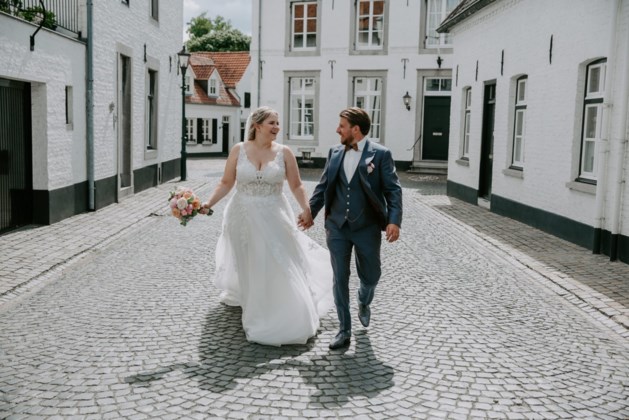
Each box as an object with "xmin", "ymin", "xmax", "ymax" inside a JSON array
[
  {"xmin": 193, "ymin": 51, "xmax": 250, "ymax": 88},
  {"xmin": 436, "ymin": 0, "xmax": 497, "ymax": 33},
  {"xmin": 186, "ymin": 52, "xmax": 250, "ymax": 107}
]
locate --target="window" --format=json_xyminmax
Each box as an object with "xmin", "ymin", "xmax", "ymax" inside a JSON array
[
  {"xmin": 425, "ymin": 77, "xmax": 452, "ymax": 94},
  {"xmin": 353, "ymin": 76, "xmax": 384, "ymax": 142},
  {"xmin": 150, "ymin": 0, "xmax": 158, "ymax": 20},
  {"xmin": 579, "ymin": 60, "xmax": 606, "ymax": 182},
  {"xmin": 209, "ymin": 78, "xmax": 217, "ymax": 96},
  {"xmin": 425, "ymin": 0, "xmax": 459, "ymax": 48},
  {"xmin": 291, "ymin": 1, "xmax": 317, "ymax": 50},
  {"xmin": 185, "ymin": 74, "xmax": 193, "ymax": 95},
  {"xmin": 146, "ymin": 69, "xmax": 158, "ymax": 150},
  {"xmin": 65, "ymin": 86, "xmax": 73, "ymax": 127},
  {"xmin": 244, "ymin": 92, "xmax": 251, "ymax": 109},
  {"xmin": 462, "ymin": 87, "xmax": 471, "ymax": 158},
  {"xmin": 354, "ymin": 0, "xmax": 387, "ymax": 52},
  {"xmin": 186, "ymin": 118, "xmax": 196, "ymax": 143},
  {"xmin": 511, "ymin": 76, "xmax": 527, "ymax": 168},
  {"xmin": 289, "ymin": 77, "xmax": 316, "ymax": 140},
  {"xmin": 197, "ymin": 118, "xmax": 210, "ymax": 144}
]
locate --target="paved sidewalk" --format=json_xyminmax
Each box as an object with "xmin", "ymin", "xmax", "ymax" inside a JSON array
[{"xmin": 2, "ymin": 158, "xmax": 627, "ymax": 331}]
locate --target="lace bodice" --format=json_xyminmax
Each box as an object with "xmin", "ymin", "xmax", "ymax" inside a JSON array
[{"xmin": 236, "ymin": 144, "xmax": 285, "ymax": 196}]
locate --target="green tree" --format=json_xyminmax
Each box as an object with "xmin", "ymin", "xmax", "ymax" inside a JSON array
[{"xmin": 186, "ymin": 13, "xmax": 250, "ymax": 52}]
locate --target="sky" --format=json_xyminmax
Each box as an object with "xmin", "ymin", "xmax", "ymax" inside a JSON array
[{"xmin": 183, "ymin": 0, "xmax": 253, "ymax": 40}]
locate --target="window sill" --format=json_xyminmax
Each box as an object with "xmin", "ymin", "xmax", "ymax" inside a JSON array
[
  {"xmin": 455, "ymin": 158, "xmax": 469, "ymax": 167},
  {"xmin": 502, "ymin": 167, "xmax": 523, "ymax": 179},
  {"xmin": 144, "ymin": 148, "xmax": 158, "ymax": 160},
  {"xmin": 566, "ymin": 181, "xmax": 596, "ymax": 195}
]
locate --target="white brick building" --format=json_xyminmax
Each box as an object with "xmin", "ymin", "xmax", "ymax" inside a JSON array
[
  {"xmin": 0, "ymin": 1, "xmax": 183, "ymax": 232},
  {"xmin": 439, "ymin": 0, "xmax": 629, "ymax": 263},
  {"xmin": 252, "ymin": 0, "xmax": 461, "ymax": 171}
]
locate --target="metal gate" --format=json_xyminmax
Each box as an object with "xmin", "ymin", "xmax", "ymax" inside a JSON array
[{"xmin": 0, "ymin": 78, "xmax": 33, "ymax": 234}]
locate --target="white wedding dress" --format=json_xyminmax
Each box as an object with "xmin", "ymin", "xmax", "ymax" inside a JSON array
[{"xmin": 214, "ymin": 144, "xmax": 334, "ymax": 346}]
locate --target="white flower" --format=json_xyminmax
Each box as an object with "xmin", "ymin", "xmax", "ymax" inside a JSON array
[{"xmin": 176, "ymin": 197, "xmax": 188, "ymax": 210}]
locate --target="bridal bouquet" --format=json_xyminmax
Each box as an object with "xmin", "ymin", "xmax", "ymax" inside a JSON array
[{"xmin": 168, "ymin": 187, "xmax": 212, "ymax": 226}]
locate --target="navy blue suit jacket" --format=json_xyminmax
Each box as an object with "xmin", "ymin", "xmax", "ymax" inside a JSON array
[{"xmin": 310, "ymin": 139, "xmax": 403, "ymax": 230}]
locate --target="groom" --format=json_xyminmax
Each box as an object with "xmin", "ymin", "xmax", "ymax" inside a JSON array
[{"xmin": 299, "ymin": 107, "xmax": 403, "ymax": 350}]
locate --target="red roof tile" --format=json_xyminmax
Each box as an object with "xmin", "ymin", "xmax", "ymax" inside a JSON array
[{"xmin": 194, "ymin": 51, "xmax": 250, "ymax": 88}]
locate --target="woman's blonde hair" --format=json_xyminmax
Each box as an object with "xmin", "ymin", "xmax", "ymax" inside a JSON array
[{"xmin": 246, "ymin": 106, "xmax": 279, "ymax": 141}]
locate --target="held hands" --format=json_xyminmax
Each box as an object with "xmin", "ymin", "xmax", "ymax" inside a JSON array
[{"xmin": 297, "ymin": 208, "xmax": 314, "ymax": 230}]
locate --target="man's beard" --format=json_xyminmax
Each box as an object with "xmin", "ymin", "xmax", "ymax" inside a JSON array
[{"xmin": 340, "ymin": 134, "xmax": 354, "ymax": 146}]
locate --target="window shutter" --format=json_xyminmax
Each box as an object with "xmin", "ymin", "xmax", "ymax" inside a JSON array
[
  {"xmin": 212, "ymin": 119, "xmax": 218, "ymax": 144},
  {"xmin": 197, "ymin": 118, "xmax": 203, "ymax": 144}
]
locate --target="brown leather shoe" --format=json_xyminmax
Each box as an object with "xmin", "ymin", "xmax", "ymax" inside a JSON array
[{"xmin": 329, "ymin": 330, "xmax": 351, "ymax": 350}]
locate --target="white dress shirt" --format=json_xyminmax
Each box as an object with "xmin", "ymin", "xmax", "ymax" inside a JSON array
[{"xmin": 343, "ymin": 138, "xmax": 366, "ymax": 181}]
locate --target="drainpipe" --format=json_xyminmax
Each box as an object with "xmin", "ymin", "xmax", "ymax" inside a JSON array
[
  {"xmin": 256, "ymin": 0, "xmax": 261, "ymax": 107},
  {"xmin": 592, "ymin": 0, "xmax": 620, "ymax": 254},
  {"xmin": 608, "ymin": 1, "xmax": 629, "ymax": 260},
  {"xmin": 86, "ymin": 0, "xmax": 95, "ymax": 210}
]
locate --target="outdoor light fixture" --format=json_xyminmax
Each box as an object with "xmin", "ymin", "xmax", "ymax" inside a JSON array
[
  {"xmin": 403, "ymin": 91, "xmax": 411, "ymax": 111},
  {"xmin": 177, "ymin": 45, "xmax": 191, "ymax": 181}
]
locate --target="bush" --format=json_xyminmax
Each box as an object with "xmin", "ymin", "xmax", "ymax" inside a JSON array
[{"xmin": 21, "ymin": 6, "xmax": 56, "ymax": 30}]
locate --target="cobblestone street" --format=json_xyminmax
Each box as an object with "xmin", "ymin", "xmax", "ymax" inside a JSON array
[{"xmin": 0, "ymin": 158, "xmax": 628, "ymax": 419}]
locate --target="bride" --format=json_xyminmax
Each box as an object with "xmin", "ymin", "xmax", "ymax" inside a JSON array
[{"xmin": 202, "ymin": 106, "xmax": 334, "ymax": 346}]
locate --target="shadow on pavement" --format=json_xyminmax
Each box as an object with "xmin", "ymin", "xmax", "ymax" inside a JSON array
[{"xmin": 124, "ymin": 306, "xmax": 394, "ymax": 404}]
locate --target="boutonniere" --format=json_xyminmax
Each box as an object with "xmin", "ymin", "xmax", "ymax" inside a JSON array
[{"xmin": 367, "ymin": 162, "xmax": 375, "ymax": 174}]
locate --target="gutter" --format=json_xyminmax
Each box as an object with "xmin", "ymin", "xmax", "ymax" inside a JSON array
[
  {"xmin": 86, "ymin": 0, "xmax": 95, "ymax": 210},
  {"xmin": 593, "ymin": 0, "xmax": 620, "ymax": 255},
  {"xmin": 256, "ymin": 0, "xmax": 261, "ymax": 107},
  {"xmin": 608, "ymin": 0, "xmax": 629, "ymax": 260},
  {"xmin": 436, "ymin": 0, "xmax": 497, "ymax": 34}
]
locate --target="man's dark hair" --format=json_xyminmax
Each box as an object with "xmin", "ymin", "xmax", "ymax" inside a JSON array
[{"xmin": 339, "ymin": 107, "xmax": 371, "ymax": 135}]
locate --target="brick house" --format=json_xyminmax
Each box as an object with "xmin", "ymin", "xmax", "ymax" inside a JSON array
[
  {"xmin": 439, "ymin": 0, "xmax": 629, "ymax": 263},
  {"xmin": 184, "ymin": 51, "xmax": 252, "ymax": 156},
  {"xmin": 0, "ymin": 1, "xmax": 183, "ymax": 233}
]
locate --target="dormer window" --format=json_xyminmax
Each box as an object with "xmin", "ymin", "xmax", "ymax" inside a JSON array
[{"xmin": 209, "ymin": 78, "xmax": 217, "ymax": 96}]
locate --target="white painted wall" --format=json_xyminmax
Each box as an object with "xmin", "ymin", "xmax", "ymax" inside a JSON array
[
  {"xmin": 91, "ymin": 1, "xmax": 183, "ymax": 182},
  {"xmin": 446, "ymin": 0, "xmax": 629, "ymax": 233},
  {"xmin": 0, "ymin": 14, "xmax": 86, "ymax": 191},
  {"xmin": 252, "ymin": 1, "xmax": 447, "ymax": 162}
]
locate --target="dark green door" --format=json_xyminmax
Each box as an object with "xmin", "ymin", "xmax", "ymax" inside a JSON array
[{"xmin": 422, "ymin": 96, "xmax": 451, "ymax": 160}]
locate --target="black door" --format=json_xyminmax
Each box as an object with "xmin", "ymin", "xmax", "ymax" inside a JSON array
[
  {"xmin": 222, "ymin": 120, "xmax": 229, "ymax": 155},
  {"xmin": 478, "ymin": 83, "xmax": 496, "ymax": 199},
  {"xmin": 0, "ymin": 78, "xmax": 33, "ymax": 233},
  {"xmin": 422, "ymin": 96, "xmax": 451, "ymax": 160}
]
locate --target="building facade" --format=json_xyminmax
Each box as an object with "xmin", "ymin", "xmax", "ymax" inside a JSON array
[
  {"xmin": 252, "ymin": 0, "xmax": 461, "ymax": 170},
  {"xmin": 184, "ymin": 52, "xmax": 252, "ymax": 156},
  {"xmin": 439, "ymin": 0, "xmax": 629, "ymax": 263},
  {"xmin": 0, "ymin": 0, "xmax": 183, "ymax": 233}
]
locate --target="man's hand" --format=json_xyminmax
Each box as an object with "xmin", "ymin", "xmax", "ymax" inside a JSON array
[
  {"xmin": 298, "ymin": 209, "xmax": 314, "ymax": 230},
  {"xmin": 385, "ymin": 224, "xmax": 400, "ymax": 242}
]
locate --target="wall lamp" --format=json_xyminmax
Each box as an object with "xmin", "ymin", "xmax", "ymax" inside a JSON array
[{"xmin": 403, "ymin": 91, "xmax": 411, "ymax": 111}]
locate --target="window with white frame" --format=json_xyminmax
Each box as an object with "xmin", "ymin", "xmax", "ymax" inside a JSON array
[
  {"xmin": 186, "ymin": 118, "xmax": 196, "ymax": 143},
  {"xmin": 425, "ymin": 0, "xmax": 459, "ymax": 48},
  {"xmin": 355, "ymin": 0, "xmax": 386, "ymax": 51},
  {"xmin": 462, "ymin": 87, "xmax": 471, "ymax": 158},
  {"xmin": 353, "ymin": 76, "xmax": 383, "ymax": 142},
  {"xmin": 146, "ymin": 69, "xmax": 158, "ymax": 150},
  {"xmin": 579, "ymin": 59, "xmax": 606, "ymax": 182},
  {"xmin": 291, "ymin": 1, "xmax": 318, "ymax": 51},
  {"xmin": 209, "ymin": 78, "xmax": 217, "ymax": 96},
  {"xmin": 289, "ymin": 76, "xmax": 316, "ymax": 140},
  {"xmin": 185, "ymin": 74, "xmax": 193, "ymax": 95},
  {"xmin": 511, "ymin": 76, "xmax": 527, "ymax": 168},
  {"xmin": 200, "ymin": 118, "xmax": 210, "ymax": 143}
]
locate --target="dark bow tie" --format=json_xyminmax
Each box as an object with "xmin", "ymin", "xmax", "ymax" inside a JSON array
[{"xmin": 345, "ymin": 143, "xmax": 358, "ymax": 152}]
